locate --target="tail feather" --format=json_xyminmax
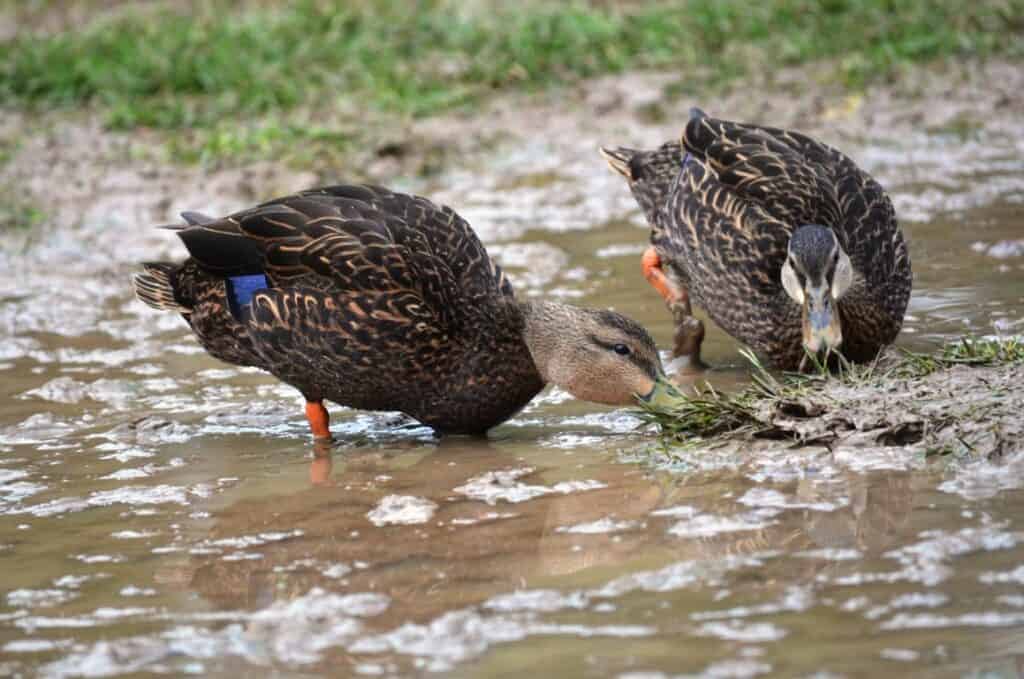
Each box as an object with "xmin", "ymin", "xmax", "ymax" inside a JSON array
[
  {"xmin": 181, "ymin": 210, "xmax": 216, "ymax": 226},
  {"xmin": 134, "ymin": 262, "xmax": 190, "ymax": 313},
  {"xmin": 599, "ymin": 146, "xmax": 639, "ymax": 180}
]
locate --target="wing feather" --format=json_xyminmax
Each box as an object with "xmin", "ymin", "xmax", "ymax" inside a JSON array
[{"xmin": 168, "ymin": 185, "xmax": 511, "ymax": 364}]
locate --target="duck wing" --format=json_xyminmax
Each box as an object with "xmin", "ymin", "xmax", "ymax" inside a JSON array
[
  {"xmin": 682, "ymin": 111, "xmax": 908, "ymax": 298},
  {"xmin": 173, "ymin": 184, "xmax": 510, "ymax": 326},
  {"xmin": 290, "ymin": 185, "xmax": 514, "ymax": 304},
  {"xmin": 166, "ymin": 186, "xmax": 512, "ymax": 400},
  {"xmin": 681, "ymin": 111, "xmax": 840, "ymax": 229}
]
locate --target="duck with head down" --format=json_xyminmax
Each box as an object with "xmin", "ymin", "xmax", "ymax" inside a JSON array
[
  {"xmin": 601, "ymin": 109, "xmax": 911, "ymax": 371},
  {"xmin": 134, "ymin": 184, "xmax": 683, "ymax": 441}
]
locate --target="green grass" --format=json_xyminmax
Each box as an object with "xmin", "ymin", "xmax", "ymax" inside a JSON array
[
  {"xmin": 163, "ymin": 117, "xmax": 354, "ymax": 166},
  {"xmin": 895, "ymin": 336, "xmax": 1024, "ymax": 378},
  {"xmin": 2, "ymin": 0, "xmax": 1021, "ymax": 156},
  {"xmin": 638, "ymin": 337, "xmax": 1024, "ymax": 441},
  {"xmin": 0, "ymin": 190, "xmax": 45, "ymax": 232},
  {"xmin": 637, "ymin": 348, "xmax": 815, "ymax": 439}
]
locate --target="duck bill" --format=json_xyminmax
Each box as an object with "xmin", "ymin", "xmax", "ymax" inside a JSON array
[
  {"xmin": 802, "ymin": 290, "xmax": 842, "ymax": 354},
  {"xmin": 637, "ymin": 374, "xmax": 687, "ymax": 410}
]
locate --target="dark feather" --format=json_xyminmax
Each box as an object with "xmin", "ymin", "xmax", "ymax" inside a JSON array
[
  {"xmin": 176, "ymin": 220, "xmax": 267, "ymax": 276},
  {"xmin": 133, "ymin": 262, "xmax": 187, "ymax": 312},
  {"xmin": 181, "ymin": 210, "xmax": 216, "ymax": 226}
]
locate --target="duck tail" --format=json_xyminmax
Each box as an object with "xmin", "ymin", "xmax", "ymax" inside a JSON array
[
  {"xmin": 599, "ymin": 146, "xmax": 639, "ymax": 180},
  {"xmin": 134, "ymin": 262, "xmax": 191, "ymax": 313}
]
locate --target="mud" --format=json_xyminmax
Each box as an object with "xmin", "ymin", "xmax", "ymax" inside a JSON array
[{"xmin": 649, "ymin": 356, "xmax": 1024, "ymax": 472}]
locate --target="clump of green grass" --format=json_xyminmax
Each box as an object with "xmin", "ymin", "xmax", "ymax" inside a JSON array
[
  {"xmin": 636, "ymin": 348, "xmax": 818, "ymax": 439},
  {"xmin": 0, "ymin": 189, "xmax": 45, "ymax": 232},
  {"xmin": 896, "ymin": 336, "xmax": 1024, "ymax": 378},
  {"xmin": 636, "ymin": 380, "xmax": 761, "ymax": 439},
  {"xmin": 164, "ymin": 118, "xmax": 353, "ymax": 166},
  {"xmin": 639, "ymin": 337, "xmax": 1024, "ymax": 441},
  {"xmin": 940, "ymin": 335, "xmax": 1024, "ymax": 363},
  {"xmin": 2, "ymin": 0, "xmax": 1021, "ymax": 137}
]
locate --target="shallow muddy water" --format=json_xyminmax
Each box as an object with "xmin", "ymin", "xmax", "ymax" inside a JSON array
[{"xmin": 1, "ymin": 121, "xmax": 1024, "ymax": 678}]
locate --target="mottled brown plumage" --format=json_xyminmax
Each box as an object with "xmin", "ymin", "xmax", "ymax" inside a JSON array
[
  {"xmin": 134, "ymin": 185, "xmax": 677, "ymax": 438},
  {"xmin": 602, "ymin": 110, "xmax": 912, "ymax": 370}
]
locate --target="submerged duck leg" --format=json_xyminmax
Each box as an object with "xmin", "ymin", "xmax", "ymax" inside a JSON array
[
  {"xmin": 642, "ymin": 247, "xmax": 706, "ymax": 372},
  {"xmin": 304, "ymin": 400, "xmax": 333, "ymax": 442},
  {"xmin": 670, "ymin": 303, "xmax": 707, "ymax": 374},
  {"xmin": 310, "ymin": 440, "xmax": 333, "ymax": 485}
]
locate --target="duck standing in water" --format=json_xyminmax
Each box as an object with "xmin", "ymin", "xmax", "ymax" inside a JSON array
[
  {"xmin": 134, "ymin": 184, "xmax": 681, "ymax": 440},
  {"xmin": 601, "ymin": 109, "xmax": 912, "ymax": 371}
]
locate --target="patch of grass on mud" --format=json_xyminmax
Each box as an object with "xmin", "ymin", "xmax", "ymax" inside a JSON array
[
  {"xmin": 895, "ymin": 336, "xmax": 1024, "ymax": 378},
  {"xmin": 1, "ymin": 1, "xmax": 1021, "ymax": 164},
  {"xmin": 0, "ymin": 188, "xmax": 45, "ymax": 232},
  {"xmin": 638, "ymin": 348, "xmax": 829, "ymax": 440},
  {"xmin": 639, "ymin": 337, "xmax": 1024, "ymax": 444},
  {"xmin": 163, "ymin": 118, "xmax": 354, "ymax": 167}
]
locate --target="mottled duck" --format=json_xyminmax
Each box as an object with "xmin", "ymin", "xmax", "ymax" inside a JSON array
[
  {"xmin": 601, "ymin": 109, "xmax": 912, "ymax": 371},
  {"xmin": 134, "ymin": 184, "xmax": 681, "ymax": 440}
]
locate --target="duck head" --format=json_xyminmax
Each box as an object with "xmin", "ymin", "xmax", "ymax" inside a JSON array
[
  {"xmin": 521, "ymin": 301, "xmax": 683, "ymax": 408},
  {"xmin": 780, "ymin": 224, "xmax": 854, "ymax": 357}
]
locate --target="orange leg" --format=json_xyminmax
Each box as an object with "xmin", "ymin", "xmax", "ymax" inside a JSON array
[
  {"xmin": 643, "ymin": 247, "xmax": 705, "ymax": 368},
  {"xmin": 305, "ymin": 400, "xmax": 333, "ymax": 441},
  {"xmin": 641, "ymin": 247, "xmax": 689, "ymax": 311}
]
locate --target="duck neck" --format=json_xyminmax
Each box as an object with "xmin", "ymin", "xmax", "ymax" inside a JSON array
[{"xmin": 515, "ymin": 299, "xmax": 578, "ymax": 385}]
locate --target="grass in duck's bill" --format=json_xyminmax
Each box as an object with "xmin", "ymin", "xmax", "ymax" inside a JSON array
[{"xmin": 1, "ymin": 0, "xmax": 1021, "ymax": 164}]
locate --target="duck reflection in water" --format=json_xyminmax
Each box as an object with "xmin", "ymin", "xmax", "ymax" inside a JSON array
[{"xmin": 167, "ymin": 438, "xmax": 915, "ymax": 641}]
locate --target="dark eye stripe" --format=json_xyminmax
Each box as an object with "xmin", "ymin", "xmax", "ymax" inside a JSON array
[
  {"xmin": 590, "ymin": 336, "xmax": 659, "ymax": 380},
  {"xmin": 590, "ymin": 336, "xmax": 625, "ymax": 354}
]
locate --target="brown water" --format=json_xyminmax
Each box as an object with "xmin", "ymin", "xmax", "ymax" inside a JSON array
[{"xmin": 1, "ymin": 126, "xmax": 1024, "ymax": 678}]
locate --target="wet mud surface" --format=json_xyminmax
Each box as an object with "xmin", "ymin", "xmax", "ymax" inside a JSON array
[{"xmin": 2, "ymin": 60, "xmax": 1024, "ymax": 677}]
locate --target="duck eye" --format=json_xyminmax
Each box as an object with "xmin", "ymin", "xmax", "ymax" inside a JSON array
[{"xmin": 612, "ymin": 344, "xmax": 631, "ymax": 356}]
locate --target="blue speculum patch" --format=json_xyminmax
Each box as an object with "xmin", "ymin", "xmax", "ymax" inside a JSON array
[{"xmin": 226, "ymin": 274, "xmax": 268, "ymax": 319}]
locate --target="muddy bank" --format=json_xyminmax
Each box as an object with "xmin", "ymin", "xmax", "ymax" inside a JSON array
[
  {"xmin": 416, "ymin": 57, "xmax": 1024, "ymax": 168},
  {"xmin": 3, "ymin": 57, "xmax": 1024, "ymax": 253},
  {"xmin": 640, "ymin": 343, "xmax": 1024, "ymax": 481}
]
